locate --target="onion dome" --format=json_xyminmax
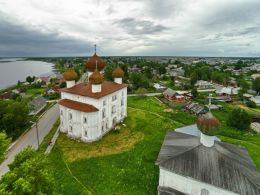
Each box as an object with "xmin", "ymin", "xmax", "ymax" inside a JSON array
[
  {"xmin": 196, "ymin": 112, "xmax": 220, "ymax": 136},
  {"xmin": 85, "ymin": 53, "xmax": 106, "ymax": 72},
  {"xmin": 63, "ymin": 68, "xmax": 78, "ymax": 81},
  {"xmin": 89, "ymin": 69, "xmax": 104, "ymax": 84},
  {"xmin": 112, "ymin": 67, "xmax": 125, "ymax": 78}
]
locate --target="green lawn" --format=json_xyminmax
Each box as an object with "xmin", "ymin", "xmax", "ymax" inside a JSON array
[
  {"xmin": 26, "ymin": 87, "xmax": 45, "ymax": 97},
  {"xmin": 46, "ymin": 96, "xmax": 260, "ymax": 194}
]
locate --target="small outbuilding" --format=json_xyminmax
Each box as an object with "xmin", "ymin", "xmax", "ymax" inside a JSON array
[{"xmin": 29, "ymin": 96, "xmax": 47, "ymax": 115}]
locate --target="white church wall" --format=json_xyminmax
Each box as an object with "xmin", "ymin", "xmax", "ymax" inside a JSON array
[
  {"xmin": 60, "ymin": 86, "xmax": 127, "ymax": 142},
  {"xmin": 159, "ymin": 168, "xmax": 238, "ymax": 195}
]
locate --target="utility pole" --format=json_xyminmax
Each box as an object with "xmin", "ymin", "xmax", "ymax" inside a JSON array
[
  {"xmin": 30, "ymin": 121, "xmax": 40, "ymax": 148},
  {"xmin": 35, "ymin": 121, "xmax": 40, "ymax": 148}
]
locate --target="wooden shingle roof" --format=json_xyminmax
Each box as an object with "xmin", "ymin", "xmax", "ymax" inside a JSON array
[{"xmin": 156, "ymin": 131, "xmax": 260, "ymax": 195}]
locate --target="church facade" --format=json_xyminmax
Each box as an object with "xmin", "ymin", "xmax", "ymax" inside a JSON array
[{"xmin": 58, "ymin": 51, "xmax": 127, "ymax": 142}]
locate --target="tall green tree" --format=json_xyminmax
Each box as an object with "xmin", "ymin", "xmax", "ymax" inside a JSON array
[
  {"xmin": 227, "ymin": 108, "xmax": 251, "ymax": 130},
  {"xmin": 0, "ymin": 100, "xmax": 29, "ymax": 138},
  {"xmin": 0, "ymin": 132, "xmax": 11, "ymax": 162},
  {"xmin": 0, "ymin": 147, "xmax": 56, "ymax": 195},
  {"xmin": 252, "ymin": 77, "xmax": 260, "ymax": 93}
]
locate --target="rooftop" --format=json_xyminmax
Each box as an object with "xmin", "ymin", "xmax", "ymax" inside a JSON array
[
  {"xmin": 156, "ymin": 131, "xmax": 260, "ymax": 195},
  {"xmin": 60, "ymin": 81, "xmax": 127, "ymax": 99},
  {"xmin": 58, "ymin": 99, "xmax": 98, "ymax": 112}
]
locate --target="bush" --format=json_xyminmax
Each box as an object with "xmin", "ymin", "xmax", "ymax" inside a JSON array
[
  {"xmin": 227, "ymin": 108, "xmax": 251, "ymax": 130},
  {"xmin": 246, "ymin": 100, "xmax": 257, "ymax": 108}
]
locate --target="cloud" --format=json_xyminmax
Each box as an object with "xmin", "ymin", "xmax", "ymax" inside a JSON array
[
  {"xmin": 0, "ymin": 0, "xmax": 260, "ymax": 57},
  {"xmin": 115, "ymin": 17, "xmax": 169, "ymax": 35},
  {"xmin": 0, "ymin": 19, "xmax": 93, "ymax": 57}
]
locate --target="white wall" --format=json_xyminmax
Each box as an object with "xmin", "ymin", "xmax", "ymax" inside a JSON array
[
  {"xmin": 60, "ymin": 86, "xmax": 127, "ymax": 142},
  {"xmin": 159, "ymin": 168, "xmax": 238, "ymax": 195}
]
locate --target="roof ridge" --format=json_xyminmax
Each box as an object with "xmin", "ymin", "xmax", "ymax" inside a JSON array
[{"xmin": 158, "ymin": 143, "xmax": 201, "ymax": 165}]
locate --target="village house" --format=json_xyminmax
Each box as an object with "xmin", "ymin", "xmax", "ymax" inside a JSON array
[
  {"xmin": 250, "ymin": 96, "xmax": 260, "ymax": 106},
  {"xmin": 153, "ymin": 83, "xmax": 166, "ymax": 91},
  {"xmin": 0, "ymin": 91, "xmax": 12, "ymax": 100},
  {"xmin": 185, "ymin": 101, "xmax": 208, "ymax": 116},
  {"xmin": 251, "ymin": 73, "xmax": 260, "ymax": 80},
  {"xmin": 29, "ymin": 96, "xmax": 47, "ymax": 115},
  {"xmin": 168, "ymin": 67, "xmax": 185, "ymax": 77},
  {"xmin": 215, "ymin": 86, "xmax": 240, "ymax": 96},
  {"xmin": 164, "ymin": 89, "xmax": 184, "ymax": 102},
  {"xmin": 195, "ymin": 80, "xmax": 213, "ymax": 89}
]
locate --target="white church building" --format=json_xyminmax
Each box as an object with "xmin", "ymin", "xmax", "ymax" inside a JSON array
[{"xmin": 58, "ymin": 50, "xmax": 127, "ymax": 142}]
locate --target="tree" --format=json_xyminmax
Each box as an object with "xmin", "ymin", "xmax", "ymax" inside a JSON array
[
  {"xmin": 104, "ymin": 64, "xmax": 116, "ymax": 81},
  {"xmin": 190, "ymin": 72, "xmax": 198, "ymax": 85},
  {"xmin": 252, "ymin": 77, "xmax": 260, "ymax": 93},
  {"xmin": 26, "ymin": 76, "xmax": 34, "ymax": 84},
  {"xmin": 0, "ymin": 132, "xmax": 11, "ymax": 162},
  {"xmin": 0, "ymin": 147, "xmax": 56, "ymax": 194},
  {"xmin": 227, "ymin": 108, "xmax": 251, "ymax": 130},
  {"xmin": 130, "ymin": 73, "xmax": 149, "ymax": 89},
  {"xmin": 246, "ymin": 100, "xmax": 257, "ymax": 108},
  {"xmin": 1, "ymin": 100, "xmax": 29, "ymax": 138},
  {"xmin": 136, "ymin": 88, "xmax": 147, "ymax": 97},
  {"xmin": 191, "ymin": 87, "xmax": 198, "ymax": 99}
]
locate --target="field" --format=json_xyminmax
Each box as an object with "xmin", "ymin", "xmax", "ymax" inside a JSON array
[{"xmin": 46, "ymin": 96, "xmax": 260, "ymax": 194}]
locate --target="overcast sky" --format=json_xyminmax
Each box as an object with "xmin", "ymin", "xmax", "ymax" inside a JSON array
[{"xmin": 0, "ymin": 0, "xmax": 260, "ymax": 57}]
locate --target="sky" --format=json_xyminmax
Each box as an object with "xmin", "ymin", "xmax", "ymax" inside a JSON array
[{"xmin": 0, "ymin": 0, "xmax": 260, "ymax": 57}]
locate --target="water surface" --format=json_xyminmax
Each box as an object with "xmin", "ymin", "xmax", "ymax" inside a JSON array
[{"xmin": 0, "ymin": 60, "xmax": 54, "ymax": 89}]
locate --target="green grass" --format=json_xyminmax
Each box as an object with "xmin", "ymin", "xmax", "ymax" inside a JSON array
[
  {"xmin": 26, "ymin": 87, "xmax": 45, "ymax": 97},
  {"xmin": 47, "ymin": 96, "xmax": 260, "ymax": 194}
]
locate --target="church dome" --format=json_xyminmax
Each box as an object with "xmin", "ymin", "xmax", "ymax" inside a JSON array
[
  {"xmin": 89, "ymin": 69, "xmax": 104, "ymax": 84},
  {"xmin": 197, "ymin": 112, "xmax": 220, "ymax": 136},
  {"xmin": 63, "ymin": 68, "xmax": 78, "ymax": 81},
  {"xmin": 112, "ymin": 67, "xmax": 124, "ymax": 78},
  {"xmin": 85, "ymin": 53, "xmax": 106, "ymax": 72}
]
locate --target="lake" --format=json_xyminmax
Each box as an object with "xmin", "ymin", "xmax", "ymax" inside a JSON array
[{"xmin": 0, "ymin": 60, "xmax": 55, "ymax": 89}]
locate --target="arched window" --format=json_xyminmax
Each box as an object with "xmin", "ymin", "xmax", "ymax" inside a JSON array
[
  {"xmin": 69, "ymin": 113, "xmax": 72, "ymax": 120},
  {"xmin": 83, "ymin": 117, "xmax": 87, "ymax": 123}
]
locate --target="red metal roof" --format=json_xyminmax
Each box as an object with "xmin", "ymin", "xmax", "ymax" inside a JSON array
[
  {"xmin": 58, "ymin": 99, "xmax": 98, "ymax": 112},
  {"xmin": 60, "ymin": 81, "xmax": 127, "ymax": 99}
]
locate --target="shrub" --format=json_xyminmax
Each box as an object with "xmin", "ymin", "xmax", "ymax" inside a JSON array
[
  {"xmin": 227, "ymin": 108, "xmax": 251, "ymax": 130},
  {"xmin": 246, "ymin": 100, "xmax": 257, "ymax": 108}
]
